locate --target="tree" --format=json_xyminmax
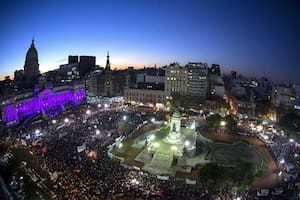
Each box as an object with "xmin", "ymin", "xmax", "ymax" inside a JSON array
[
  {"xmin": 225, "ymin": 115, "xmax": 237, "ymax": 134},
  {"xmin": 170, "ymin": 92, "xmax": 187, "ymax": 110},
  {"xmin": 206, "ymin": 114, "xmax": 222, "ymax": 130},
  {"xmin": 235, "ymin": 159, "xmax": 257, "ymax": 187},
  {"xmin": 277, "ymin": 113, "xmax": 300, "ymax": 134},
  {"xmin": 198, "ymin": 160, "xmax": 257, "ymax": 194}
]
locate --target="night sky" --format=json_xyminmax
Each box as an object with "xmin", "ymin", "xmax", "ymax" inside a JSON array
[{"xmin": 0, "ymin": 0, "xmax": 299, "ymax": 83}]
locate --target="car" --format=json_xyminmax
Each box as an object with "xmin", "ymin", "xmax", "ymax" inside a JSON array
[
  {"xmin": 257, "ymin": 189, "xmax": 269, "ymax": 197},
  {"xmin": 271, "ymin": 187, "xmax": 283, "ymax": 195}
]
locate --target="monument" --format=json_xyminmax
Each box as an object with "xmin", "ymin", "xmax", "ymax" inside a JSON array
[
  {"xmin": 111, "ymin": 108, "xmax": 263, "ymax": 177},
  {"xmin": 133, "ymin": 109, "xmax": 205, "ymax": 176},
  {"xmin": 164, "ymin": 109, "xmax": 185, "ymax": 144}
]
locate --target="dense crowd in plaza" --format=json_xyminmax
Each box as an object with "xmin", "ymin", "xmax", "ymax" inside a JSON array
[
  {"xmin": 4, "ymin": 104, "xmax": 211, "ymax": 199},
  {"xmin": 1, "ymin": 103, "xmax": 300, "ymax": 199}
]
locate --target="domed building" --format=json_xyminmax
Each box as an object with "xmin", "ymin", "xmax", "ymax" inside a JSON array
[{"xmin": 24, "ymin": 39, "xmax": 39, "ymax": 83}]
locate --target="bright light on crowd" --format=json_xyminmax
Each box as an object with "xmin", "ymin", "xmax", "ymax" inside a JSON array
[
  {"xmin": 86, "ymin": 110, "xmax": 91, "ymax": 115},
  {"xmin": 262, "ymin": 135, "xmax": 269, "ymax": 140},
  {"xmin": 151, "ymin": 118, "xmax": 155, "ymax": 122},
  {"xmin": 280, "ymin": 158, "xmax": 285, "ymax": 164},
  {"xmin": 220, "ymin": 121, "xmax": 226, "ymax": 126},
  {"xmin": 64, "ymin": 118, "xmax": 69, "ymax": 123},
  {"xmin": 289, "ymin": 138, "xmax": 295, "ymax": 143},
  {"xmin": 97, "ymin": 104, "xmax": 102, "ymax": 108},
  {"xmin": 35, "ymin": 129, "xmax": 40, "ymax": 134},
  {"xmin": 52, "ymin": 119, "xmax": 56, "ymax": 124},
  {"xmin": 123, "ymin": 116, "xmax": 127, "ymax": 121},
  {"xmin": 256, "ymin": 125, "xmax": 263, "ymax": 131},
  {"xmin": 96, "ymin": 129, "xmax": 100, "ymax": 135},
  {"xmin": 118, "ymin": 143, "xmax": 123, "ymax": 148},
  {"xmin": 104, "ymin": 104, "xmax": 108, "ymax": 108}
]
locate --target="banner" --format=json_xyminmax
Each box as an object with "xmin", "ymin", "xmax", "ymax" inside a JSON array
[
  {"xmin": 77, "ymin": 143, "xmax": 86, "ymax": 153},
  {"xmin": 157, "ymin": 175, "xmax": 169, "ymax": 180},
  {"xmin": 185, "ymin": 178, "xmax": 196, "ymax": 185}
]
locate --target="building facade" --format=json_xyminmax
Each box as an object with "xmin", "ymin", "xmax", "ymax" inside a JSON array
[
  {"xmin": 124, "ymin": 88, "xmax": 165, "ymax": 104},
  {"xmin": 165, "ymin": 63, "xmax": 188, "ymax": 100},
  {"xmin": 1, "ymin": 84, "xmax": 85, "ymax": 126},
  {"xmin": 186, "ymin": 62, "xmax": 208, "ymax": 100}
]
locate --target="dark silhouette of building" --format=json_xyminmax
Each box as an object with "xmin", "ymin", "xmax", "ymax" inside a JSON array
[
  {"xmin": 104, "ymin": 52, "xmax": 113, "ymax": 97},
  {"xmin": 14, "ymin": 70, "xmax": 24, "ymax": 82},
  {"xmin": 68, "ymin": 55, "xmax": 79, "ymax": 64},
  {"xmin": 79, "ymin": 56, "xmax": 96, "ymax": 77},
  {"xmin": 24, "ymin": 39, "xmax": 39, "ymax": 86},
  {"xmin": 85, "ymin": 52, "xmax": 130, "ymax": 99},
  {"xmin": 210, "ymin": 64, "xmax": 221, "ymax": 76}
]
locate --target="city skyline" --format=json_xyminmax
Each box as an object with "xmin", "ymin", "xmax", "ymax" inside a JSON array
[{"xmin": 0, "ymin": 0, "xmax": 299, "ymax": 83}]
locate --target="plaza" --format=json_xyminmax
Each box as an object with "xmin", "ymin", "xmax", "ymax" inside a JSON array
[{"xmin": 111, "ymin": 108, "xmax": 264, "ymax": 178}]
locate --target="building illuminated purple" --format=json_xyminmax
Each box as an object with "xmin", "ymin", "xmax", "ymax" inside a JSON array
[{"xmin": 1, "ymin": 86, "xmax": 85, "ymax": 126}]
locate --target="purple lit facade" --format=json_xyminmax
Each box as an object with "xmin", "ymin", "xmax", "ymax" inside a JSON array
[{"xmin": 2, "ymin": 87, "xmax": 85, "ymax": 126}]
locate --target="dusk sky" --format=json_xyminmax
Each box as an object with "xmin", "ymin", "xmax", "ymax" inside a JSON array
[{"xmin": 0, "ymin": 0, "xmax": 299, "ymax": 83}]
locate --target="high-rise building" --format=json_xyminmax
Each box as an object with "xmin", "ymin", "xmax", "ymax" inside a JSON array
[
  {"xmin": 272, "ymin": 84, "xmax": 296, "ymax": 110},
  {"xmin": 79, "ymin": 56, "xmax": 96, "ymax": 77},
  {"xmin": 186, "ymin": 62, "xmax": 208, "ymax": 100},
  {"xmin": 85, "ymin": 69, "xmax": 104, "ymax": 97},
  {"xmin": 295, "ymin": 85, "xmax": 300, "ymax": 110},
  {"xmin": 24, "ymin": 39, "xmax": 39, "ymax": 84},
  {"xmin": 165, "ymin": 63, "xmax": 188, "ymax": 100},
  {"xmin": 210, "ymin": 64, "xmax": 221, "ymax": 76},
  {"xmin": 68, "ymin": 55, "xmax": 79, "ymax": 64}
]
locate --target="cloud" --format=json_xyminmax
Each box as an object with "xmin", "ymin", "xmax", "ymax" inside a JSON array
[{"xmin": 56, "ymin": 58, "xmax": 67, "ymax": 63}]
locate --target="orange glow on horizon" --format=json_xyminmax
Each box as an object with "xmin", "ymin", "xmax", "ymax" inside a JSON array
[{"xmin": 0, "ymin": 62, "xmax": 162, "ymax": 81}]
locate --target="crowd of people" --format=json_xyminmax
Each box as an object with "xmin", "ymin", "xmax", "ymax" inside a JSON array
[{"xmin": 5, "ymin": 104, "xmax": 210, "ymax": 199}]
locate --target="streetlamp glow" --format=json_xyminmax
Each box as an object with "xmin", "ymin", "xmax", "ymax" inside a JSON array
[
  {"xmin": 171, "ymin": 146, "xmax": 178, "ymax": 151},
  {"xmin": 118, "ymin": 143, "xmax": 123, "ymax": 148},
  {"xmin": 184, "ymin": 140, "xmax": 190, "ymax": 147},
  {"xmin": 220, "ymin": 121, "xmax": 226, "ymax": 127},
  {"xmin": 153, "ymin": 142, "xmax": 159, "ymax": 148},
  {"xmin": 149, "ymin": 134, "xmax": 155, "ymax": 141},
  {"xmin": 191, "ymin": 122, "xmax": 196, "ymax": 130}
]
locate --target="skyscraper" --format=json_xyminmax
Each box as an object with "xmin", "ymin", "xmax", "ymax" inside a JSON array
[{"xmin": 78, "ymin": 56, "xmax": 96, "ymax": 77}]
